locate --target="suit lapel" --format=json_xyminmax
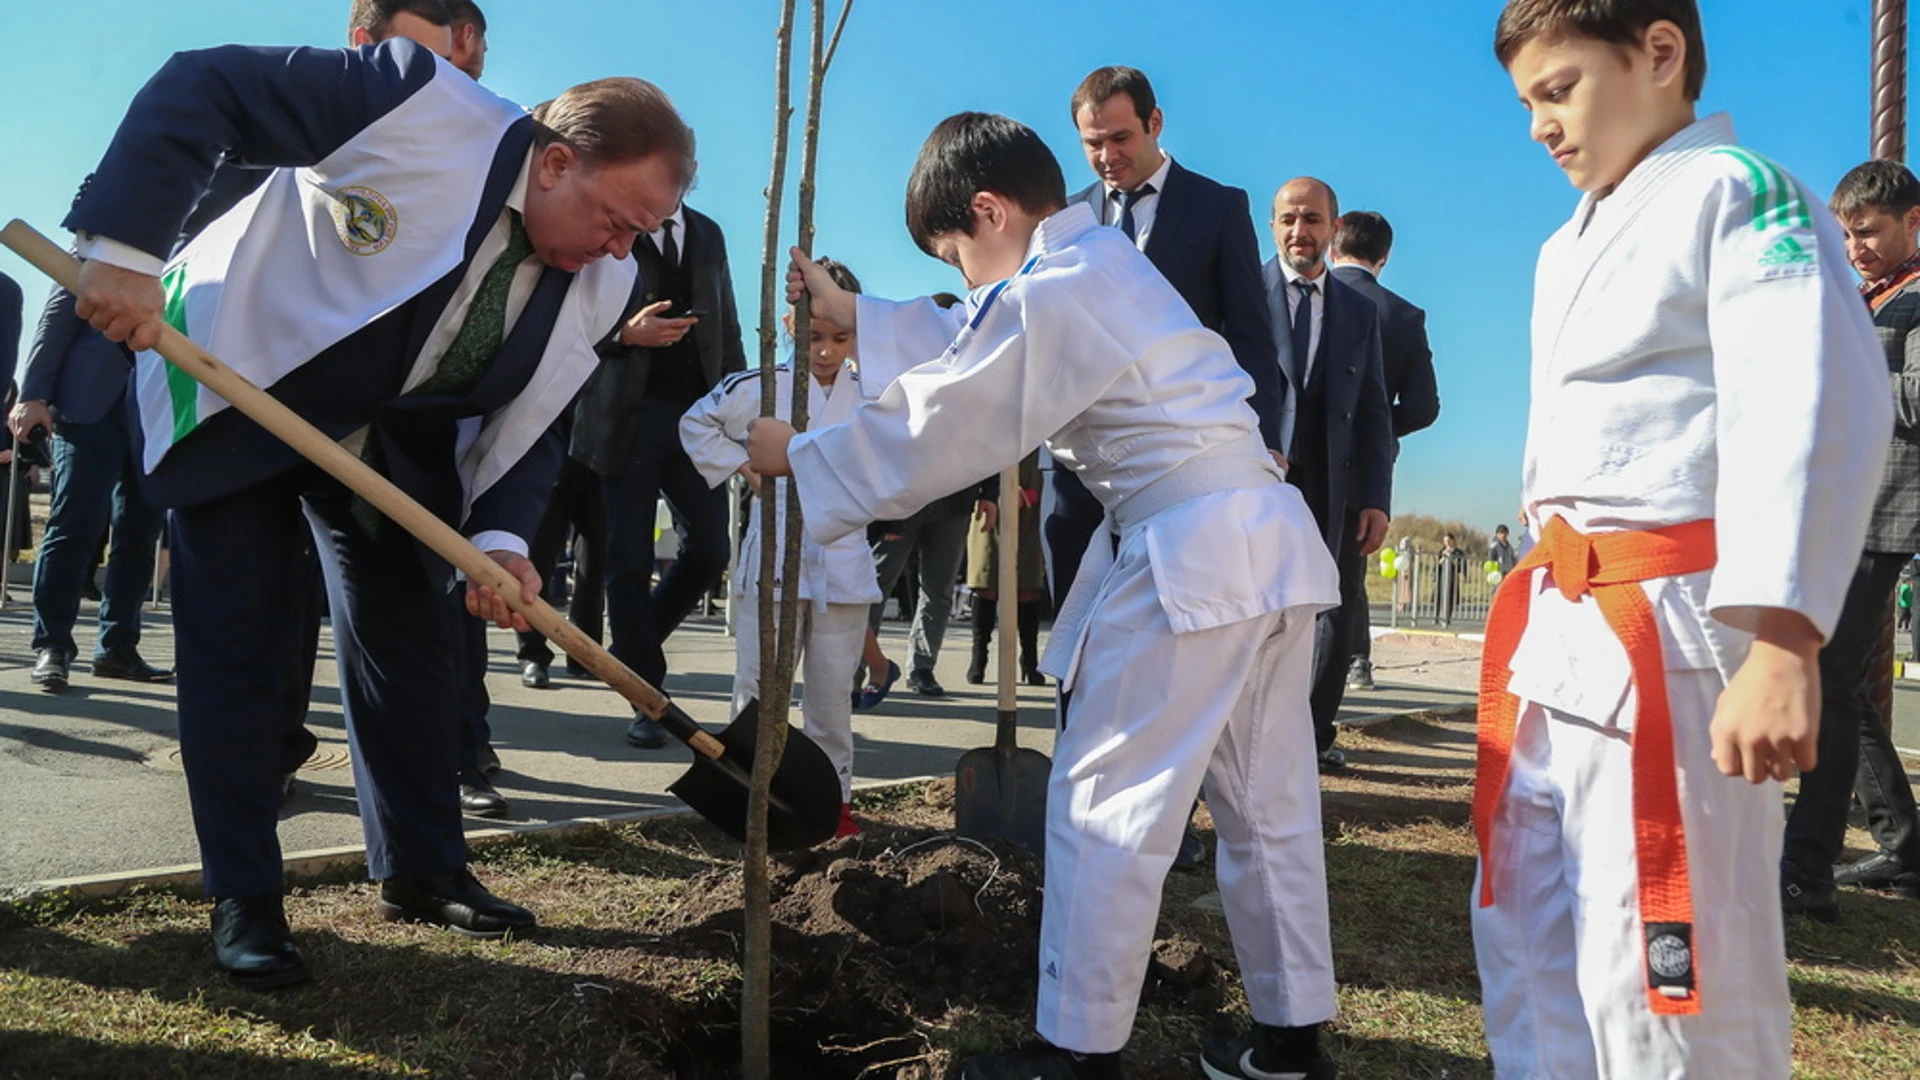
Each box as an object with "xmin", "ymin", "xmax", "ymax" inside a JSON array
[
  {"xmin": 1263, "ymin": 257, "xmax": 1301, "ymax": 393},
  {"xmin": 1141, "ymin": 159, "xmax": 1186, "ymax": 263}
]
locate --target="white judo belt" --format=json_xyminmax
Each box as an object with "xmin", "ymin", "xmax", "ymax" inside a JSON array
[{"xmin": 1039, "ymin": 434, "xmax": 1280, "ymax": 691}]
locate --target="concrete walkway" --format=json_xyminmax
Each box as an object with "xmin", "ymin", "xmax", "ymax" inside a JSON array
[{"xmin": 0, "ymin": 603, "xmax": 1476, "ymax": 894}]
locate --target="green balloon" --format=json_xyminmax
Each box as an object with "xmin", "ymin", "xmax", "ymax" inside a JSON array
[
  {"xmin": 1483, "ymin": 560, "xmax": 1500, "ymax": 574},
  {"xmin": 1381, "ymin": 565, "xmax": 1399, "ymax": 580},
  {"xmin": 1381, "ymin": 547, "xmax": 1398, "ymax": 564}
]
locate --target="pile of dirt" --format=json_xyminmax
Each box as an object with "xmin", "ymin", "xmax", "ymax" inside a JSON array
[{"xmin": 631, "ymin": 794, "xmax": 1225, "ymax": 1078}]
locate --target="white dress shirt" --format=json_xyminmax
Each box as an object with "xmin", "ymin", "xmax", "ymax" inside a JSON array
[
  {"xmin": 1279, "ymin": 258, "xmax": 1330, "ymax": 382},
  {"xmin": 644, "ymin": 205, "xmax": 687, "ymax": 266},
  {"xmin": 1101, "ymin": 151, "xmax": 1176, "ymax": 252}
]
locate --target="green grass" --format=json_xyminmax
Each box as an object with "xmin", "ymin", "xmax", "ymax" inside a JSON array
[{"xmin": 3, "ymin": 712, "xmax": 1917, "ymax": 1078}]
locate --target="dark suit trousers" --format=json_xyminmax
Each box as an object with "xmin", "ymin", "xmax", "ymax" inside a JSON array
[
  {"xmin": 277, "ymin": 538, "xmax": 323, "ymax": 776},
  {"xmin": 1043, "ymin": 467, "xmax": 1104, "ymax": 604},
  {"xmin": 518, "ymin": 457, "xmax": 604, "ymax": 666},
  {"xmin": 1308, "ymin": 512, "xmax": 1361, "ymax": 754},
  {"xmin": 456, "ymin": 592, "xmax": 492, "ymax": 780},
  {"xmin": 172, "ymin": 465, "xmax": 467, "ymax": 898},
  {"xmin": 601, "ymin": 398, "xmax": 730, "ymax": 688},
  {"xmin": 1783, "ymin": 551, "xmax": 1920, "ymax": 880},
  {"xmin": 30, "ymin": 407, "xmax": 162, "ymax": 658}
]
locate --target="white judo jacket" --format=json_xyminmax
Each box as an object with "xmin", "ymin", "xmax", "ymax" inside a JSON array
[
  {"xmin": 680, "ymin": 363, "xmax": 882, "ymax": 608},
  {"xmin": 1510, "ymin": 113, "xmax": 1890, "ymax": 720},
  {"xmin": 786, "ymin": 203, "xmax": 1338, "ymax": 686}
]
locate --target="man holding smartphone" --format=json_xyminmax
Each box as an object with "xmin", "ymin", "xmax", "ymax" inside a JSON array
[{"xmin": 570, "ymin": 203, "xmax": 747, "ymax": 747}]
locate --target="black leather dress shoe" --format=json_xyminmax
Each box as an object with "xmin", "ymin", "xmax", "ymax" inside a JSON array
[
  {"xmin": 564, "ymin": 658, "xmax": 590, "ymax": 678},
  {"xmin": 211, "ymin": 895, "xmax": 311, "ymax": 989},
  {"xmin": 379, "ymin": 869, "xmax": 536, "ymax": 939},
  {"xmin": 1316, "ymin": 748, "xmax": 1348, "ymax": 773},
  {"xmin": 1835, "ymin": 851, "xmax": 1920, "ymax": 898},
  {"xmin": 459, "ymin": 779, "xmax": 509, "ymax": 818},
  {"xmin": 31, "ymin": 649, "xmax": 70, "ymax": 693},
  {"xmin": 908, "ymin": 668, "xmax": 946, "ymax": 696},
  {"xmin": 520, "ymin": 661, "xmax": 550, "ymax": 689},
  {"xmin": 92, "ymin": 648, "xmax": 174, "ymax": 683},
  {"xmin": 626, "ymin": 714, "xmax": 669, "ymax": 749}
]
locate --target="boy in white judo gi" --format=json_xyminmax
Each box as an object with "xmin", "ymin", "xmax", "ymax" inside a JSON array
[
  {"xmin": 1480, "ymin": 2, "xmax": 1890, "ymax": 1076},
  {"xmin": 747, "ymin": 112, "xmax": 1341, "ymax": 1080},
  {"xmin": 679, "ymin": 258, "xmax": 880, "ymax": 840}
]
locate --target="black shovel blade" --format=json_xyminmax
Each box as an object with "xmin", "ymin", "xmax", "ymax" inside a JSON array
[
  {"xmin": 668, "ymin": 698, "xmax": 843, "ymax": 852},
  {"xmin": 954, "ymin": 712, "xmax": 1052, "ymax": 859}
]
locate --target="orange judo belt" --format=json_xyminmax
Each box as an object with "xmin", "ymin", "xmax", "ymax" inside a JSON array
[{"xmin": 1474, "ymin": 515, "xmax": 1718, "ymax": 1016}]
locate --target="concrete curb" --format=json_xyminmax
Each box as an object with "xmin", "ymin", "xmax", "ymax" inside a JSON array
[{"xmin": 5, "ymin": 776, "xmax": 934, "ymax": 905}]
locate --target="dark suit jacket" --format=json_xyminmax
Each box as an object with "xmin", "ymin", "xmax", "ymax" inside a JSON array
[
  {"xmin": 1868, "ymin": 278, "xmax": 1920, "ymax": 555},
  {"xmin": 21, "ymin": 286, "xmax": 135, "ymax": 427},
  {"xmin": 64, "ymin": 40, "xmax": 580, "ymax": 551},
  {"xmin": 570, "ymin": 205, "xmax": 746, "ymax": 475},
  {"xmin": 1331, "ymin": 264, "xmax": 1439, "ymax": 442},
  {"xmin": 0, "ymin": 271, "xmax": 20, "ymax": 392},
  {"xmin": 1263, "ymin": 258, "xmax": 1393, "ymax": 552},
  {"xmin": 1071, "ymin": 160, "xmax": 1282, "ymax": 448}
]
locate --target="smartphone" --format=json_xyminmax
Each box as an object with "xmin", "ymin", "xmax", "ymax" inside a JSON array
[{"xmin": 667, "ymin": 306, "xmax": 708, "ymax": 320}]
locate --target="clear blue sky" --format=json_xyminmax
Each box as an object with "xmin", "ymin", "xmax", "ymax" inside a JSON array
[{"xmin": 0, "ymin": 0, "xmax": 1885, "ymax": 529}]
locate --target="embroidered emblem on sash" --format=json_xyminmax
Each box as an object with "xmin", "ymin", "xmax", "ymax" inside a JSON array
[{"xmin": 333, "ymin": 186, "xmax": 398, "ymax": 255}]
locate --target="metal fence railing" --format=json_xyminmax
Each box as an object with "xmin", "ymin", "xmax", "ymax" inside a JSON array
[{"xmin": 1375, "ymin": 548, "xmax": 1508, "ymax": 630}]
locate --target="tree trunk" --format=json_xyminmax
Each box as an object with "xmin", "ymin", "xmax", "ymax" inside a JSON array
[{"xmin": 742, "ymin": 3, "xmax": 796, "ymax": 1077}]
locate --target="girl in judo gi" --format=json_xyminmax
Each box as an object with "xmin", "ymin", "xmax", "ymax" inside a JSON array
[
  {"xmin": 1479, "ymin": 2, "xmax": 1890, "ymax": 1076},
  {"xmin": 678, "ymin": 258, "xmax": 880, "ymax": 839},
  {"xmin": 746, "ymin": 113, "xmax": 1341, "ymax": 1080}
]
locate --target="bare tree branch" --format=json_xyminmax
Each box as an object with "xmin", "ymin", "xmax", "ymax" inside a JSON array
[{"xmin": 822, "ymin": 0, "xmax": 855, "ymax": 76}]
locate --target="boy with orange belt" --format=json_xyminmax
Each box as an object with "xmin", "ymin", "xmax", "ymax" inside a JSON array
[{"xmin": 1479, "ymin": 2, "xmax": 1890, "ymax": 1076}]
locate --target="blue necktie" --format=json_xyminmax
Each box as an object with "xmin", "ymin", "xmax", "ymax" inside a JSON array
[
  {"xmin": 1289, "ymin": 278, "xmax": 1317, "ymax": 387},
  {"xmin": 1114, "ymin": 183, "xmax": 1155, "ymax": 242}
]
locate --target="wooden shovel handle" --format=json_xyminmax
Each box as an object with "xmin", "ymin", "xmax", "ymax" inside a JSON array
[
  {"xmin": 0, "ymin": 220, "xmax": 727, "ymax": 761},
  {"xmin": 996, "ymin": 463, "xmax": 1018, "ymax": 714}
]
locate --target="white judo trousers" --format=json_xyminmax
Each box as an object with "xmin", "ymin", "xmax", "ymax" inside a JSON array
[
  {"xmin": 730, "ymin": 599, "xmax": 869, "ymax": 801},
  {"xmin": 1473, "ymin": 676, "xmax": 1790, "ymax": 1079},
  {"xmin": 1036, "ymin": 513, "xmax": 1335, "ymax": 1054}
]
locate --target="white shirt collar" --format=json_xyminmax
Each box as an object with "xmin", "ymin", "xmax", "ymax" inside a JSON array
[
  {"xmin": 1105, "ymin": 149, "xmax": 1175, "ymax": 203},
  {"xmin": 647, "ymin": 205, "xmax": 688, "ymax": 249},
  {"xmin": 507, "ymin": 148, "xmax": 531, "ymax": 215},
  {"xmin": 1280, "ymin": 256, "xmax": 1330, "ymax": 288},
  {"xmin": 1330, "ymin": 259, "xmax": 1376, "ymax": 278}
]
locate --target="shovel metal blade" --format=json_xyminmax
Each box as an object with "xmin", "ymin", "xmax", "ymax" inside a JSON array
[
  {"xmin": 953, "ymin": 712, "xmax": 1052, "ymax": 859},
  {"xmin": 668, "ymin": 698, "xmax": 843, "ymax": 852}
]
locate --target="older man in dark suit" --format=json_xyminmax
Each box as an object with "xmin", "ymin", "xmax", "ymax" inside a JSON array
[
  {"xmin": 66, "ymin": 41, "xmax": 687, "ymax": 986},
  {"xmin": 1264, "ymin": 177, "xmax": 1393, "ymax": 769},
  {"xmin": 1781, "ymin": 159, "xmax": 1920, "ymax": 921},
  {"xmin": 1330, "ymin": 209, "xmax": 1439, "ymax": 691},
  {"xmin": 569, "ymin": 202, "xmax": 746, "ymax": 749}
]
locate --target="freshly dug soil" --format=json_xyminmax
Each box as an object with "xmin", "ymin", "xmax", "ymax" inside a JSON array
[{"xmin": 629, "ymin": 782, "xmax": 1223, "ymax": 1078}]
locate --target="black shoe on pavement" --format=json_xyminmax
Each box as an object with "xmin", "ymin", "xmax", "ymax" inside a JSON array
[
  {"xmin": 1346, "ymin": 658, "xmax": 1376, "ymax": 692},
  {"xmin": 1024, "ymin": 668, "xmax": 1048, "ymax": 687},
  {"xmin": 92, "ymin": 648, "xmax": 173, "ymax": 683},
  {"xmin": 626, "ymin": 714, "xmax": 670, "ymax": 749},
  {"xmin": 211, "ymin": 895, "xmax": 311, "ymax": 990},
  {"xmin": 564, "ymin": 659, "xmax": 590, "ymax": 678},
  {"xmin": 378, "ymin": 869, "xmax": 535, "ymax": 939},
  {"xmin": 961, "ymin": 1043, "xmax": 1123, "ymax": 1079},
  {"xmin": 1173, "ymin": 825, "xmax": 1208, "ymax": 872},
  {"xmin": 1200, "ymin": 1024, "xmax": 1337, "ymax": 1080},
  {"xmin": 459, "ymin": 779, "xmax": 509, "ymax": 818},
  {"xmin": 1316, "ymin": 748, "xmax": 1348, "ymax": 773},
  {"xmin": 908, "ymin": 668, "xmax": 946, "ymax": 697},
  {"xmin": 31, "ymin": 649, "xmax": 71, "ymax": 692},
  {"xmin": 966, "ymin": 662, "xmax": 987, "ymax": 685},
  {"xmin": 520, "ymin": 661, "xmax": 550, "ymax": 689},
  {"xmin": 1782, "ymin": 864, "xmax": 1839, "ymax": 923},
  {"xmin": 1834, "ymin": 851, "xmax": 1920, "ymax": 899}
]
